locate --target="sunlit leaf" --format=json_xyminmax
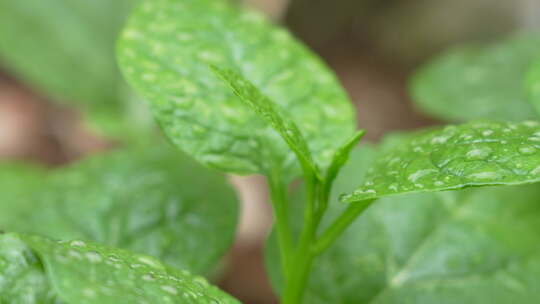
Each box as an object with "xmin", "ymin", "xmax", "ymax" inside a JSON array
[
  {"xmin": 117, "ymin": 0, "xmax": 355, "ymax": 176},
  {"xmin": 267, "ymin": 144, "xmax": 540, "ymax": 303},
  {"xmin": 343, "ymin": 120, "xmax": 540, "ymax": 202}
]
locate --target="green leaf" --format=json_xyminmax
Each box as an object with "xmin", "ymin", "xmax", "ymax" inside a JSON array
[
  {"xmin": 5, "ymin": 233, "xmax": 239, "ymax": 303},
  {"xmin": 0, "ymin": 0, "xmax": 152, "ymax": 137},
  {"xmin": 410, "ymin": 33, "xmax": 540, "ymax": 122},
  {"xmin": 0, "ymin": 163, "xmax": 46, "ymax": 216},
  {"xmin": 0, "ymin": 233, "xmax": 57, "ymax": 303},
  {"xmin": 342, "ymin": 120, "xmax": 540, "ymax": 202},
  {"xmin": 117, "ymin": 0, "xmax": 356, "ymax": 175},
  {"xmin": 266, "ymin": 145, "xmax": 540, "ymax": 303},
  {"xmin": 0, "ymin": 144, "xmax": 239, "ymax": 275},
  {"xmin": 211, "ymin": 66, "xmax": 319, "ymax": 178},
  {"xmin": 324, "ymin": 130, "xmax": 366, "ymax": 187},
  {"xmin": 526, "ymin": 57, "xmax": 540, "ymax": 117}
]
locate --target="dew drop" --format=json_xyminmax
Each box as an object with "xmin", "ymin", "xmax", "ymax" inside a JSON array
[
  {"xmin": 467, "ymin": 171, "xmax": 501, "ymax": 181},
  {"xmin": 530, "ymin": 165, "xmax": 540, "ymax": 176},
  {"xmin": 161, "ymin": 285, "xmax": 178, "ymax": 295},
  {"xmin": 85, "ymin": 251, "xmax": 102, "ymax": 263},
  {"xmin": 108, "ymin": 254, "xmax": 121, "ymax": 262},
  {"xmin": 482, "ymin": 130, "xmax": 494, "ymax": 136},
  {"xmin": 465, "ymin": 147, "xmax": 492, "ymax": 160},
  {"xmin": 142, "ymin": 273, "xmax": 156, "ymax": 282},
  {"xmin": 431, "ymin": 136, "xmax": 449, "ymax": 144},
  {"xmin": 70, "ymin": 240, "xmax": 86, "ymax": 247},
  {"xmin": 138, "ymin": 256, "xmax": 161, "ymax": 268},
  {"xmin": 518, "ymin": 145, "xmax": 537, "ymax": 155},
  {"xmin": 407, "ymin": 169, "xmax": 436, "ymax": 183},
  {"xmin": 67, "ymin": 250, "xmax": 82, "ymax": 260},
  {"xmin": 528, "ymin": 136, "xmax": 540, "ymax": 142}
]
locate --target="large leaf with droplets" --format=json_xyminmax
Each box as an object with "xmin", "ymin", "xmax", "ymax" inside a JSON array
[
  {"xmin": 211, "ymin": 66, "xmax": 319, "ymax": 177},
  {"xmin": 0, "ymin": 144, "xmax": 239, "ymax": 275},
  {"xmin": 0, "ymin": 233, "xmax": 239, "ymax": 303},
  {"xmin": 0, "ymin": 233, "xmax": 58, "ymax": 303},
  {"xmin": 410, "ymin": 33, "xmax": 540, "ymax": 122},
  {"xmin": 342, "ymin": 120, "xmax": 540, "ymax": 203},
  {"xmin": 117, "ymin": 0, "xmax": 355, "ymax": 176},
  {"xmin": 0, "ymin": 0, "xmax": 152, "ymax": 137},
  {"xmin": 266, "ymin": 145, "xmax": 540, "ymax": 303}
]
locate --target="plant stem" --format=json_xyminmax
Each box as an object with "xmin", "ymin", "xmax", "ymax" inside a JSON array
[
  {"xmin": 268, "ymin": 173, "xmax": 294, "ymax": 278},
  {"xmin": 313, "ymin": 199, "xmax": 375, "ymax": 255},
  {"xmin": 282, "ymin": 175, "xmax": 318, "ymax": 304}
]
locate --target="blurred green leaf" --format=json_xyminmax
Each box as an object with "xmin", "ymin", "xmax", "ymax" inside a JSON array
[
  {"xmin": 0, "ymin": 144, "xmax": 239, "ymax": 275},
  {"xmin": 410, "ymin": 33, "xmax": 540, "ymax": 122},
  {"xmin": 117, "ymin": 0, "xmax": 355, "ymax": 176},
  {"xmin": 342, "ymin": 120, "xmax": 540, "ymax": 202},
  {"xmin": 526, "ymin": 57, "xmax": 540, "ymax": 117},
  {"xmin": 266, "ymin": 143, "xmax": 540, "ymax": 303},
  {"xmin": 0, "ymin": 0, "xmax": 153, "ymax": 137}
]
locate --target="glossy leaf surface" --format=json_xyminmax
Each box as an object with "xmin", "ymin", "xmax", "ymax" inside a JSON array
[
  {"xmin": 20, "ymin": 234, "xmax": 240, "ymax": 304},
  {"xmin": 411, "ymin": 34, "xmax": 540, "ymax": 122},
  {"xmin": 343, "ymin": 120, "xmax": 540, "ymax": 202},
  {"xmin": 118, "ymin": 0, "xmax": 355, "ymax": 175},
  {"xmin": 267, "ymin": 144, "xmax": 540, "ymax": 303},
  {"xmin": 0, "ymin": 145, "xmax": 239, "ymax": 275},
  {"xmin": 212, "ymin": 66, "xmax": 319, "ymax": 177},
  {"xmin": 0, "ymin": 233, "xmax": 57, "ymax": 303}
]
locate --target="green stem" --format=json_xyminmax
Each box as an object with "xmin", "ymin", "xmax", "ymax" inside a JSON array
[
  {"xmin": 313, "ymin": 199, "xmax": 375, "ymax": 255},
  {"xmin": 268, "ymin": 173, "xmax": 294, "ymax": 279},
  {"xmin": 282, "ymin": 175, "xmax": 318, "ymax": 304}
]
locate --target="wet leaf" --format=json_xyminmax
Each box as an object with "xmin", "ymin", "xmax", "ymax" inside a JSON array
[
  {"xmin": 117, "ymin": 0, "xmax": 355, "ymax": 176},
  {"xmin": 211, "ymin": 66, "xmax": 319, "ymax": 177},
  {"xmin": 411, "ymin": 33, "xmax": 540, "ymax": 122},
  {"xmin": 343, "ymin": 120, "xmax": 540, "ymax": 202},
  {"xmin": 2, "ymin": 233, "xmax": 240, "ymax": 304},
  {"xmin": 0, "ymin": 234, "xmax": 57, "ymax": 303},
  {"xmin": 267, "ymin": 145, "xmax": 540, "ymax": 303},
  {"xmin": 0, "ymin": 144, "xmax": 239, "ymax": 275}
]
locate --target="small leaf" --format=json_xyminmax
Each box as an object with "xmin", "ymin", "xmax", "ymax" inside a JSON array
[
  {"xmin": 0, "ymin": 144, "xmax": 239, "ymax": 275},
  {"xmin": 211, "ymin": 66, "xmax": 319, "ymax": 178},
  {"xmin": 267, "ymin": 145, "xmax": 540, "ymax": 303},
  {"xmin": 0, "ymin": 234, "xmax": 57, "ymax": 303},
  {"xmin": 0, "ymin": 0, "xmax": 152, "ymax": 137},
  {"xmin": 410, "ymin": 33, "xmax": 540, "ymax": 122},
  {"xmin": 15, "ymin": 233, "xmax": 239, "ymax": 304},
  {"xmin": 325, "ymin": 130, "xmax": 366, "ymax": 186},
  {"xmin": 343, "ymin": 120, "xmax": 540, "ymax": 202},
  {"xmin": 117, "ymin": 0, "xmax": 356, "ymax": 176}
]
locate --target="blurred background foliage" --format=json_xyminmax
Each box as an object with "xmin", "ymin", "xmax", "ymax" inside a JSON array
[{"xmin": 0, "ymin": 0, "xmax": 539, "ymax": 303}]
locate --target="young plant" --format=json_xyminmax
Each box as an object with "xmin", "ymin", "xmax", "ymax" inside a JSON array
[
  {"xmin": 2, "ymin": 0, "xmax": 540, "ymax": 303},
  {"xmin": 115, "ymin": 0, "xmax": 540, "ymax": 303}
]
